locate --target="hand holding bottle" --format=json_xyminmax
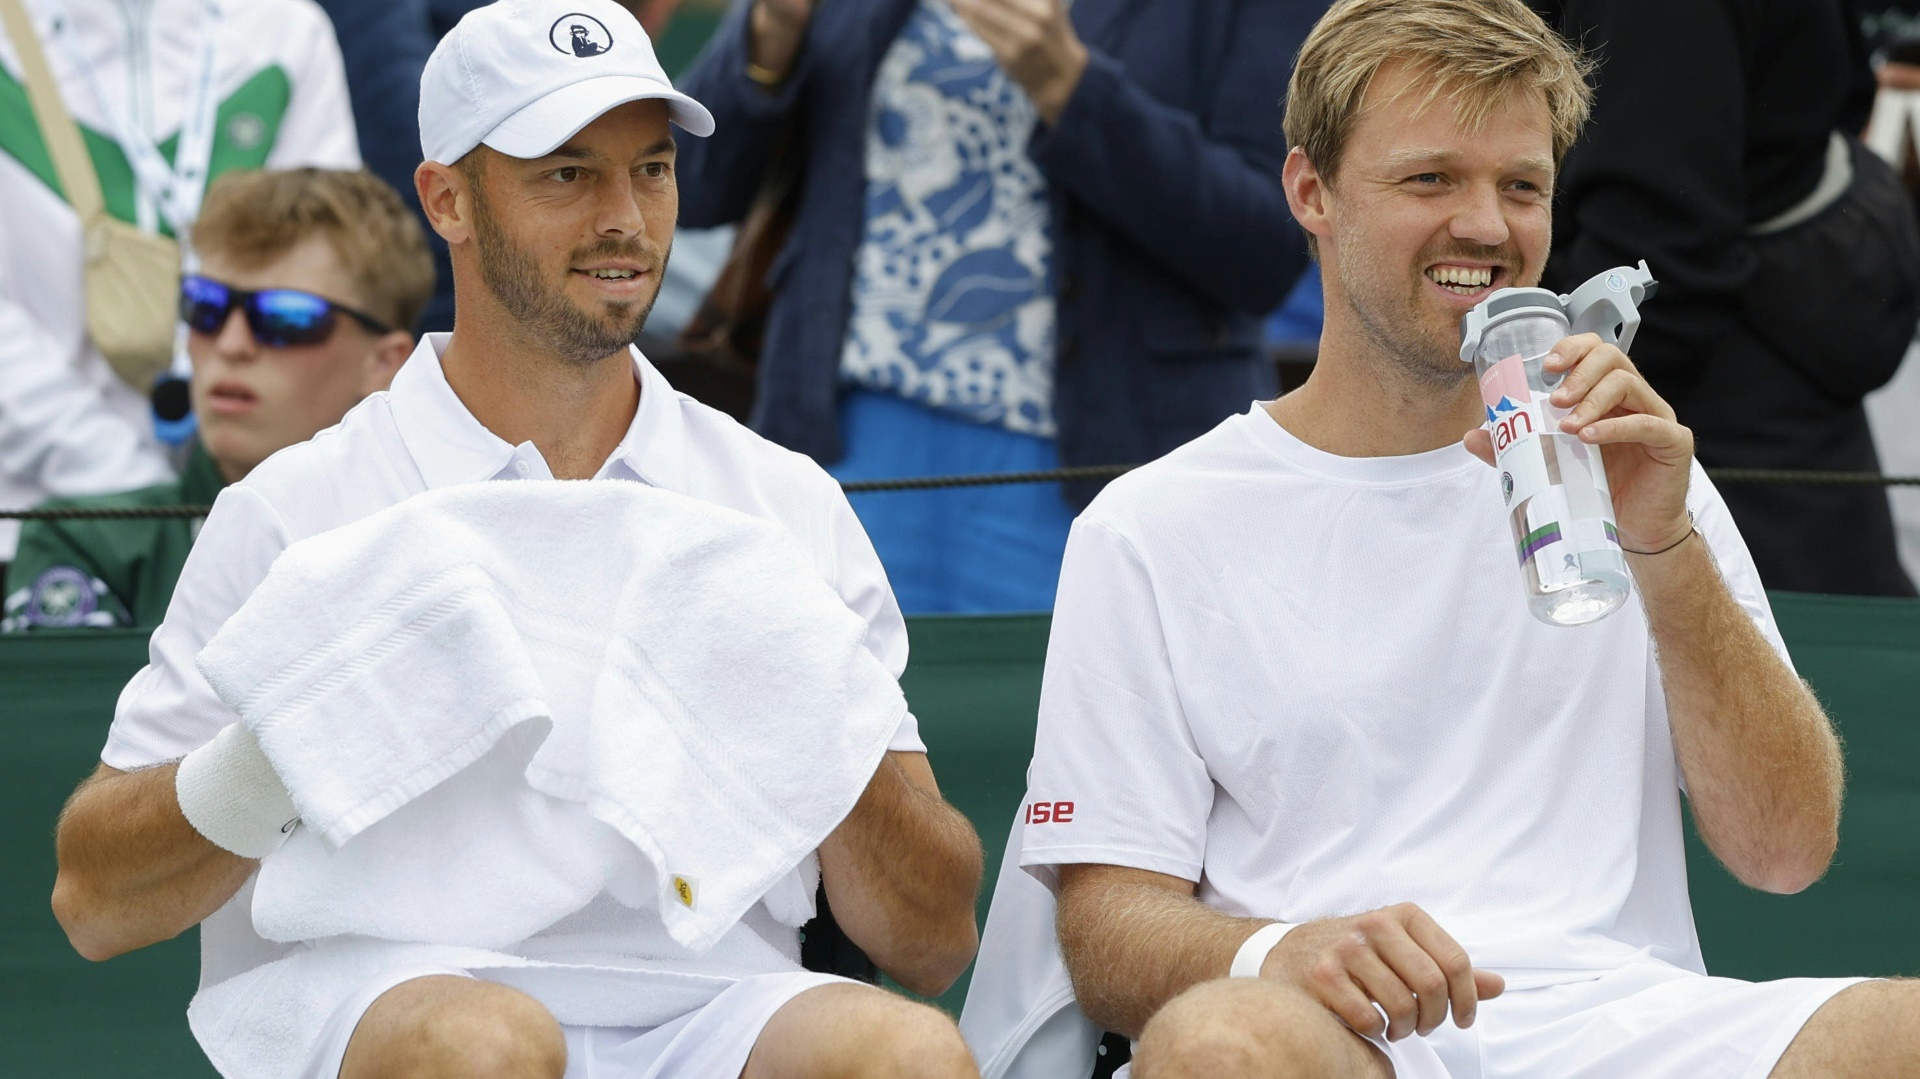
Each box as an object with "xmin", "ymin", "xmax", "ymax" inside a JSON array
[{"xmin": 1536, "ymin": 335, "xmax": 1695, "ymax": 556}]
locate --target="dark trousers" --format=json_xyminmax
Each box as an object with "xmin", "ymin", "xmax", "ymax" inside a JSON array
[{"xmin": 1676, "ymin": 322, "xmax": 1916, "ymax": 597}]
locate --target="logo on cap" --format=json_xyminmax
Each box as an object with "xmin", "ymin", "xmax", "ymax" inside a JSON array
[{"xmin": 550, "ymin": 13, "xmax": 612, "ymax": 57}]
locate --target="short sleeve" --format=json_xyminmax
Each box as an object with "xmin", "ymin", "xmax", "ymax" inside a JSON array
[
  {"xmin": 1687, "ymin": 461, "xmax": 1793, "ymax": 669},
  {"xmin": 1019, "ymin": 516, "xmax": 1213, "ymax": 889},
  {"xmin": 102, "ymin": 486, "xmax": 292, "ymax": 768},
  {"xmin": 816, "ymin": 478, "xmax": 920, "ymax": 753},
  {"xmin": 820, "ymin": 481, "xmax": 908, "ymax": 677}
]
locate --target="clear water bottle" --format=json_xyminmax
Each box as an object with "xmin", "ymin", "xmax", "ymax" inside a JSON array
[{"xmin": 1458, "ymin": 264, "xmax": 1657, "ymax": 627}]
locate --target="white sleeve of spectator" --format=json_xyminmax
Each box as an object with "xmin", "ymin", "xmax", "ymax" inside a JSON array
[
  {"xmin": 103, "ymin": 485, "xmax": 293, "ymax": 769},
  {"xmin": 1019, "ymin": 516, "xmax": 1212, "ymax": 890},
  {"xmin": 0, "ymin": 213, "xmax": 170, "ymax": 503},
  {"xmin": 264, "ymin": 2, "xmax": 362, "ymax": 170}
]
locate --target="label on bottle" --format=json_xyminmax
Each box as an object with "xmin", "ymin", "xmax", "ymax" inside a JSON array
[
  {"xmin": 1481, "ymin": 353, "xmax": 1547, "ymax": 512},
  {"xmin": 1480, "ymin": 353, "xmax": 1620, "ymax": 579}
]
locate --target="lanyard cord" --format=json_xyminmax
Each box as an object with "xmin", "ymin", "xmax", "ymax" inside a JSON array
[{"xmin": 43, "ymin": 0, "xmax": 222, "ymax": 237}]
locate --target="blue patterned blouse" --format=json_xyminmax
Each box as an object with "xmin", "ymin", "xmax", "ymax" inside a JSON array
[{"xmin": 838, "ymin": 0, "xmax": 1058, "ymax": 438}]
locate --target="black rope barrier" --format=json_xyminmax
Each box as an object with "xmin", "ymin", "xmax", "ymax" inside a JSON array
[
  {"xmin": 839, "ymin": 463, "xmax": 1138, "ymax": 493},
  {"xmin": 2, "ymin": 466, "xmax": 1916, "ymax": 520},
  {"xmin": 1706, "ymin": 469, "xmax": 1920, "ymax": 487},
  {"xmin": 2, "ymin": 504, "xmax": 216, "ymax": 521}
]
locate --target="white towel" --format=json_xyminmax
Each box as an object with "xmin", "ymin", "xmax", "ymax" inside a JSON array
[{"xmin": 196, "ymin": 480, "xmax": 906, "ymax": 956}]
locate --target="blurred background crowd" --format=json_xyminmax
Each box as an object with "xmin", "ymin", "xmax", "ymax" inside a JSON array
[{"xmin": 5, "ymin": 0, "xmax": 1920, "ymax": 631}]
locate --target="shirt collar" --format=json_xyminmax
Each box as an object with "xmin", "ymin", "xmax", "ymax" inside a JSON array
[
  {"xmin": 388, "ymin": 333, "xmax": 689, "ymax": 492},
  {"xmin": 606, "ymin": 342, "xmax": 689, "ymax": 491}
]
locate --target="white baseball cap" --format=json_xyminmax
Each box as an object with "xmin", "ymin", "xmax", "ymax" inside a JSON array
[{"xmin": 419, "ymin": 0, "xmax": 716, "ymax": 166}]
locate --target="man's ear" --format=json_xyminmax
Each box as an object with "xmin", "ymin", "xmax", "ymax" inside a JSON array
[
  {"xmin": 360, "ymin": 330, "xmax": 414, "ymax": 395},
  {"xmin": 1282, "ymin": 146, "xmax": 1334, "ymax": 252},
  {"xmin": 416, "ymin": 159, "xmax": 473, "ymax": 245}
]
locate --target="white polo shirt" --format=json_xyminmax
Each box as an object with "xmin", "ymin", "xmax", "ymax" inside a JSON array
[
  {"xmin": 107, "ymin": 333, "xmax": 922, "ymax": 773},
  {"xmin": 106, "ymin": 334, "xmax": 927, "ymax": 1035},
  {"xmin": 1021, "ymin": 405, "xmax": 1787, "ymax": 989}
]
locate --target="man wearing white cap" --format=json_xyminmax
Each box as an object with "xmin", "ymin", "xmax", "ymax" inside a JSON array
[{"xmin": 49, "ymin": 3, "xmax": 985, "ymax": 1077}]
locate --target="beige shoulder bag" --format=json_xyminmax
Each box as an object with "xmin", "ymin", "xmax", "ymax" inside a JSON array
[{"xmin": 1, "ymin": 0, "xmax": 179, "ymax": 391}]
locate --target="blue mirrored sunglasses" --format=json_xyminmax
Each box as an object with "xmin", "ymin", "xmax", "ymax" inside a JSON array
[{"xmin": 179, "ymin": 274, "xmax": 393, "ymax": 348}]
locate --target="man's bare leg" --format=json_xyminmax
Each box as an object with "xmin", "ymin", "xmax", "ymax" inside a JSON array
[
  {"xmin": 1131, "ymin": 978, "xmax": 1395, "ymax": 1079},
  {"xmin": 339, "ymin": 975, "xmax": 566, "ymax": 1079},
  {"xmin": 1771, "ymin": 979, "xmax": 1920, "ymax": 1078},
  {"xmin": 740, "ymin": 982, "xmax": 978, "ymax": 1079}
]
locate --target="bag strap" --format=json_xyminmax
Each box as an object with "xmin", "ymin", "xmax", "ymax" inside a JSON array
[{"xmin": 0, "ymin": 0, "xmax": 106, "ymax": 223}]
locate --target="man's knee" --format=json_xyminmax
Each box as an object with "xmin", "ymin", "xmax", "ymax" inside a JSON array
[
  {"xmin": 755, "ymin": 982, "xmax": 976, "ymax": 1079},
  {"xmin": 842, "ymin": 991, "xmax": 976, "ymax": 1079},
  {"xmin": 1132, "ymin": 979, "xmax": 1382, "ymax": 1079},
  {"xmin": 342, "ymin": 976, "xmax": 566, "ymax": 1079},
  {"xmin": 1772, "ymin": 978, "xmax": 1920, "ymax": 1078}
]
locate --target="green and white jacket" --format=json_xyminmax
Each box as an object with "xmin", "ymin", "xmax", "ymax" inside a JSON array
[{"xmin": 0, "ymin": 0, "xmax": 360, "ymax": 558}]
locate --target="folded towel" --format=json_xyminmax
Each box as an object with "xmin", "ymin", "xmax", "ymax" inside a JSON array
[{"xmin": 197, "ymin": 480, "xmax": 907, "ymax": 955}]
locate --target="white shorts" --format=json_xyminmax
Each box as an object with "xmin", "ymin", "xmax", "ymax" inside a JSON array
[
  {"xmin": 1108, "ymin": 962, "xmax": 1865, "ymax": 1079},
  {"xmin": 1365, "ymin": 963, "xmax": 1867, "ymax": 1079},
  {"xmin": 301, "ymin": 965, "xmax": 853, "ymax": 1079}
]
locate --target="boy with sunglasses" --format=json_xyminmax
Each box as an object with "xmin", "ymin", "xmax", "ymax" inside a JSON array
[{"xmin": 3, "ymin": 168, "xmax": 432, "ymax": 632}]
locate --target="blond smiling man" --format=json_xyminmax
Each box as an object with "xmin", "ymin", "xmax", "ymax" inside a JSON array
[{"xmin": 1001, "ymin": 1, "xmax": 1920, "ymax": 1077}]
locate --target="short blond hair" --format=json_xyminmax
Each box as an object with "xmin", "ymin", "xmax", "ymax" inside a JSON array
[
  {"xmin": 1285, "ymin": 0, "xmax": 1594, "ymax": 185},
  {"xmin": 193, "ymin": 168, "xmax": 437, "ymax": 333}
]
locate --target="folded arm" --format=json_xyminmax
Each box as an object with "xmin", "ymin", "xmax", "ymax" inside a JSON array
[
  {"xmin": 817, "ymin": 751, "xmax": 983, "ymax": 996},
  {"xmin": 1025, "ymin": 0, "xmax": 1310, "ymax": 312},
  {"xmin": 672, "ymin": 0, "xmax": 810, "ymax": 229},
  {"xmin": 52, "ymin": 762, "xmax": 257, "ymax": 962}
]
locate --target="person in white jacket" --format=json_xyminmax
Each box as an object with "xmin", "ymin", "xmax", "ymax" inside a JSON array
[{"xmin": 0, "ymin": 0, "xmax": 360, "ymax": 561}]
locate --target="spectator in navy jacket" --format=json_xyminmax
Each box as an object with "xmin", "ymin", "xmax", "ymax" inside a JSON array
[{"xmin": 676, "ymin": 0, "xmax": 1318, "ymax": 613}]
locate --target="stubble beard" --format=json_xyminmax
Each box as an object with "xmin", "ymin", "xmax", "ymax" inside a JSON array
[
  {"xmin": 1338, "ymin": 245, "xmax": 1473, "ymax": 390},
  {"xmin": 1337, "ymin": 240, "xmax": 1532, "ymax": 390},
  {"xmin": 470, "ymin": 184, "xmax": 668, "ymax": 366}
]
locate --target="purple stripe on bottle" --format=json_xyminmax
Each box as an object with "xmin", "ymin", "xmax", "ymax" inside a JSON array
[{"xmin": 1518, "ymin": 522, "xmax": 1562, "ymax": 565}]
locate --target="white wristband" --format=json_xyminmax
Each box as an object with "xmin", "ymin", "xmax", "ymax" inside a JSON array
[
  {"xmin": 175, "ymin": 724, "xmax": 298, "ymax": 859},
  {"xmin": 1231, "ymin": 921, "xmax": 1299, "ymax": 979}
]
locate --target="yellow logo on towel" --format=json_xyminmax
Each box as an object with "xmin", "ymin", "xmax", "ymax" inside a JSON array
[{"xmin": 672, "ymin": 875, "xmax": 698, "ymax": 910}]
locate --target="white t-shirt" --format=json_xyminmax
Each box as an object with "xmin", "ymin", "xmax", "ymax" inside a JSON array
[
  {"xmin": 108, "ymin": 334, "xmax": 923, "ymax": 993},
  {"xmin": 1021, "ymin": 404, "xmax": 1786, "ymax": 989}
]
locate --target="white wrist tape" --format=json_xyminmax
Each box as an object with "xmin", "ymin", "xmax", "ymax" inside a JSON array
[
  {"xmin": 1231, "ymin": 921, "xmax": 1299, "ymax": 979},
  {"xmin": 175, "ymin": 723, "xmax": 298, "ymax": 859}
]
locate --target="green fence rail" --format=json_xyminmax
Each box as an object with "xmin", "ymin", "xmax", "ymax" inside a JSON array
[{"xmin": 3, "ymin": 595, "xmax": 1916, "ymax": 1074}]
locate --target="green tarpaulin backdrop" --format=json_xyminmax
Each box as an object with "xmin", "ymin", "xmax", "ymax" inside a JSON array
[{"xmin": 2, "ymin": 595, "xmax": 1915, "ymax": 1075}]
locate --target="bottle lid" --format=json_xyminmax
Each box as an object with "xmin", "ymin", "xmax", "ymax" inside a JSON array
[{"xmin": 1457, "ymin": 287, "xmax": 1566, "ymax": 364}]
